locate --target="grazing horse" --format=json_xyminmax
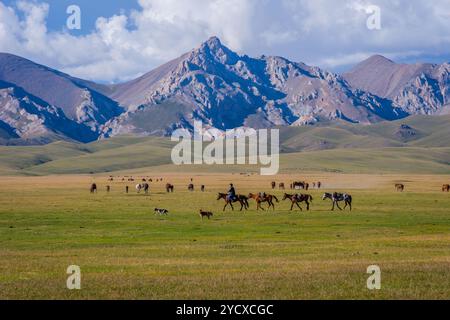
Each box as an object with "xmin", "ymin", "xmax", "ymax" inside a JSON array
[
  {"xmin": 166, "ymin": 183, "xmax": 174, "ymax": 193},
  {"xmin": 322, "ymin": 192, "xmax": 352, "ymax": 211},
  {"xmin": 201, "ymin": 185, "xmax": 205, "ymax": 192},
  {"xmin": 248, "ymin": 193, "xmax": 279, "ymax": 211},
  {"xmin": 217, "ymin": 193, "xmax": 249, "ymax": 211},
  {"xmin": 442, "ymin": 184, "xmax": 450, "ymax": 192},
  {"xmin": 188, "ymin": 184, "xmax": 194, "ymax": 191},
  {"xmin": 282, "ymin": 193, "xmax": 313, "ymax": 211},
  {"xmin": 136, "ymin": 183, "xmax": 149, "ymax": 194},
  {"xmin": 90, "ymin": 183, "xmax": 97, "ymax": 193},
  {"xmin": 395, "ymin": 184, "xmax": 405, "ymax": 192},
  {"xmin": 271, "ymin": 181, "xmax": 276, "ymax": 189},
  {"xmin": 279, "ymin": 183, "xmax": 285, "ymax": 190},
  {"xmin": 293, "ymin": 181, "xmax": 309, "ymax": 190}
]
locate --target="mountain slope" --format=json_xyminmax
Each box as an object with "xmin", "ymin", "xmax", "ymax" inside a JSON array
[
  {"xmin": 101, "ymin": 37, "xmax": 407, "ymax": 137},
  {"xmin": 0, "ymin": 53, "xmax": 123, "ymax": 134},
  {"xmin": 344, "ymin": 55, "xmax": 450, "ymax": 115},
  {"xmin": 0, "ymin": 80, "xmax": 97, "ymax": 144},
  {"xmin": 1, "ymin": 115, "xmax": 449, "ymax": 175}
]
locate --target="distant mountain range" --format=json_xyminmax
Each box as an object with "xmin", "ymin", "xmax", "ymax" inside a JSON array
[{"xmin": 0, "ymin": 37, "xmax": 448, "ymax": 144}]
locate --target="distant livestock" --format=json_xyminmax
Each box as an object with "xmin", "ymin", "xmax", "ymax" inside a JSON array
[
  {"xmin": 442, "ymin": 184, "xmax": 450, "ymax": 192},
  {"xmin": 395, "ymin": 184, "xmax": 405, "ymax": 192},
  {"xmin": 90, "ymin": 183, "xmax": 97, "ymax": 193},
  {"xmin": 166, "ymin": 183, "xmax": 175, "ymax": 193}
]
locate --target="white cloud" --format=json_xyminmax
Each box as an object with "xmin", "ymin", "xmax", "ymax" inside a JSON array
[{"xmin": 0, "ymin": 0, "xmax": 449, "ymax": 82}]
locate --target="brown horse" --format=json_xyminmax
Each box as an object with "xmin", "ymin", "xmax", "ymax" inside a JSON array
[
  {"xmin": 442, "ymin": 184, "xmax": 450, "ymax": 192},
  {"xmin": 188, "ymin": 184, "xmax": 194, "ymax": 191},
  {"xmin": 282, "ymin": 193, "xmax": 313, "ymax": 211},
  {"xmin": 90, "ymin": 183, "xmax": 97, "ymax": 193},
  {"xmin": 395, "ymin": 184, "xmax": 405, "ymax": 192},
  {"xmin": 279, "ymin": 183, "xmax": 285, "ymax": 190},
  {"xmin": 248, "ymin": 193, "xmax": 279, "ymax": 210},
  {"xmin": 166, "ymin": 183, "xmax": 174, "ymax": 193},
  {"xmin": 217, "ymin": 193, "xmax": 249, "ymax": 211},
  {"xmin": 271, "ymin": 181, "xmax": 276, "ymax": 189}
]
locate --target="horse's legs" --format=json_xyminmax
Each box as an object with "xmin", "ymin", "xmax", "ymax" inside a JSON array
[
  {"xmin": 336, "ymin": 201, "xmax": 343, "ymax": 211},
  {"xmin": 290, "ymin": 202, "xmax": 294, "ymax": 211},
  {"xmin": 230, "ymin": 202, "xmax": 234, "ymax": 211},
  {"xmin": 305, "ymin": 200, "xmax": 310, "ymax": 211},
  {"xmin": 258, "ymin": 201, "xmax": 265, "ymax": 211},
  {"xmin": 296, "ymin": 202, "xmax": 302, "ymax": 211},
  {"xmin": 223, "ymin": 202, "xmax": 228, "ymax": 211}
]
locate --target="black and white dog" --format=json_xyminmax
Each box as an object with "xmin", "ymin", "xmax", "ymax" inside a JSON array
[{"xmin": 154, "ymin": 208, "xmax": 169, "ymax": 215}]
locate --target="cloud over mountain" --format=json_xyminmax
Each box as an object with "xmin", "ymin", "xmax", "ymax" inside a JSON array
[{"xmin": 0, "ymin": 0, "xmax": 449, "ymax": 83}]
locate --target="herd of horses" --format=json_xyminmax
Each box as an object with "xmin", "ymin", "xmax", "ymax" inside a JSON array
[
  {"xmin": 90, "ymin": 177, "xmax": 450, "ymax": 215},
  {"xmin": 216, "ymin": 191, "xmax": 350, "ymax": 212}
]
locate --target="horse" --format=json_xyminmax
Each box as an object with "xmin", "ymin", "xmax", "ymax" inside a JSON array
[
  {"xmin": 271, "ymin": 181, "xmax": 276, "ymax": 189},
  {"xmin": 217, "ymin": 193, "xmax": 249, "ymax": 211},
  {"xmin": 442, "ymin": 184, "xmax": 450, "ymax": 192},
  {"xmin": 293, "ymin": 181, "xmax": 308, "ymax": 190},
  {"xmin": 322, "ymin": 192, "xmax": 352, "ymax": 211},
  {"xmin": 136, "ymin": 183, "xmax": 149, "ymax": 194},
  {"xmin": 317, "ymin": 182, "xmax": 322, "ymax": 189},
  {"xmin": 248, "ymin": 193, "xmax": 279, "ymax": 210},
  {"xmin": 279, "ymin": 183, "xmax": 285, "ymax": 190},
  {"xmin": 282, "ymin": 193, "xmax": 313, "ymax": 211},
  {"xmin": 188, "ymin": 184, "xmax": 194, "ymax": 192},
  {"xmin": 90, "ymin": 183, "xmax": 97, "ymax": 193},
  {"xmin": 201, "ymin": 185, "xmax": 205, "ymax": 192},
  {"xmin": 166, "ymin": 183, "xmax": 174, "ymax": 193},
  {"xmin": 395, "ymin": 184, "xmax": 405, "ymax": 192}
]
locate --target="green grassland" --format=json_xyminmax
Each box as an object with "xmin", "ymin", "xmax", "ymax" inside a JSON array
[
  {"xmin": 0, "ymin": 174, "xmax": 449, "ymax": 299},
  {"xmin": 0, "ymin": 115, "xmax": 450, "ymax": 176},
  {"xmin": 0, "ymin": 115, "xmax": 449, "ymax": 299}
]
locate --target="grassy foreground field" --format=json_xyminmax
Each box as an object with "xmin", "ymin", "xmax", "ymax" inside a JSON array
[{"xmin": 0, "ymin": 173, "xmax": 449, "ymax": 299}]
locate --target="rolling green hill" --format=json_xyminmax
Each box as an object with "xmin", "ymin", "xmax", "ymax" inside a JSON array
[{"xmin": 1, "ymin": 115, "xmax": 449, "ymax": 175}]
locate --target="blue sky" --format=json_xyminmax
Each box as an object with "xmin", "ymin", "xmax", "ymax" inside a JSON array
[{"xmin": 1, "ymin": 0, "xmax": 449, "ymax": 83}]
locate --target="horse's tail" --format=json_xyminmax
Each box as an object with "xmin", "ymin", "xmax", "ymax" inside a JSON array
[{"xmin": 273, "ymin": 195, "xmax": 279, "ymax": 203}]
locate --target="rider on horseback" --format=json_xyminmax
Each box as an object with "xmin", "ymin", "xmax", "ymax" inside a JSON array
[{"xmin": 227, "ymin": 184, "xmax": 237, "ymax": 201}]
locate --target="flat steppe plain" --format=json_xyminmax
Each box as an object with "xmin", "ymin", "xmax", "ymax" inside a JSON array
[{"xmin": 0, "ymin": 173, "xmax": 449, "ymax": 299}]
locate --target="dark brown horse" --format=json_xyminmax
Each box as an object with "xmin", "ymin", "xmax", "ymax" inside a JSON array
[
  {"xmin": 395, "ymin": 184, "xmax": 405, "ymax": 192},
  {"xmin": 271, "ymin": 181, "xmax": 276, "ymax": 189},
  {"xmin": 282, "ymin": 193, "xmax": 313, "ymax": 211},
  {"xmin": 188, "ymin": 184, "xmax": 194, "ymax": 192},
  {"xmin": 90, "ymin": 183, "xmax": 97, "ymax": 193},
  {"xmin": 166, "ymin": 183, "xmax": 174, "ymax": 193},
  {"xmin": 217, "ymin": 193, "xmax": 249, "ymax": 211},
  {"xmin": 279, "ymin": 183, "xmax": 285, "ymax": 190},
  {"xmin": 248, "ymin": 193, "xmax": 279, "ymax": 210},
  {"xmin": 442, "ymin": 184, "xmax": 450, "ymax": 192}
]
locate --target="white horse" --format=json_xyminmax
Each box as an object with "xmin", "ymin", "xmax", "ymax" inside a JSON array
[{"xmin": 136, "ymin": 183, "xmax": 149, "ymax": 194}]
